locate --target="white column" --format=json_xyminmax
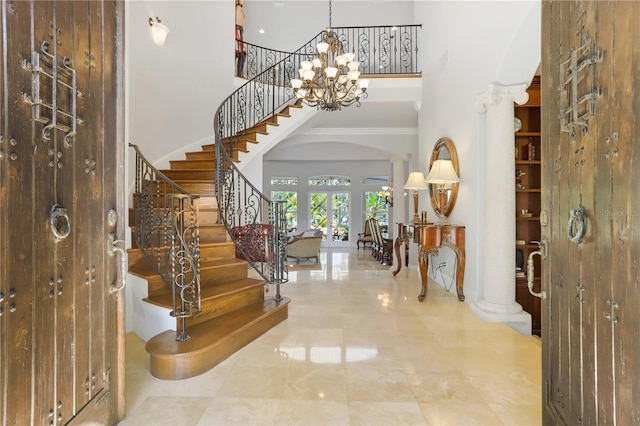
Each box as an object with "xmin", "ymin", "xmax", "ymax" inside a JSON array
[{"xmin": 471, "ymin": 83, "xmax": 532, "ymax": 335}]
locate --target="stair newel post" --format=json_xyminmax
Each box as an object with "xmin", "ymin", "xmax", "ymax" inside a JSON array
[
  {"xmin": 172, "ymin": 194, "xmax": 192, "ymax": 342},
  {"xmin": 270, "ymin": 200, "xmax": 288, "ymax": 302}
]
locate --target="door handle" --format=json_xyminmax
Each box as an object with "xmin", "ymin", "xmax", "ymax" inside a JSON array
[
  {"xmin": 107, "ymin": 234, "xmax": 128, "ymax": 294},
  {"xmin": 527, "ymin": 249, "xmax": 547, "ymax": 299}
]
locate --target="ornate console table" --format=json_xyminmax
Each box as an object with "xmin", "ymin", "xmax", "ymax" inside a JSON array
[{"xmin": 393, "ymin": 222, "xmax": 466, "ymax": 302}]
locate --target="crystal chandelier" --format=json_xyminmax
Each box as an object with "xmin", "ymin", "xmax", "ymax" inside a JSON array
[{"xmin": 290, "ymin": 0, "xmax": 369, "ymax": 111}]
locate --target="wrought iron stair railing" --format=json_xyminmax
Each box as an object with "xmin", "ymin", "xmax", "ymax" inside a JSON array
[
  {"xmin": 127, "ymin": 24, "xmax": 421, "ymax": 340},
  {"xmin": 216, "ymin": 24, "xmax": 422, "ymax": 300},
  {"xmin": 130, "ymin": 143, "xmax": 201, "ymax": 342}
]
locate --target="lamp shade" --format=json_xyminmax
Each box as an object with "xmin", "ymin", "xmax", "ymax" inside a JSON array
[
  {"xmin": 404, "ymin": 172, "xmax": 427, "ymax": 190},
  {"xmin": 425, "ymin": 160, "xmax": 460, "ymax": 184}
]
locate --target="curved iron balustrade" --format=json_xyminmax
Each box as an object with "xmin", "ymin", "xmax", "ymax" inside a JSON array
[
  {"xmin": 240, "ymin": 25, "xmax": 422, "ymax": 80},
  {"xmin": 218, "ymin": 25, "xmax": 421, "ymax": 301},
  {"xmin": 130, "ymin": 144, "xmax": 201, "ymax": 342}
]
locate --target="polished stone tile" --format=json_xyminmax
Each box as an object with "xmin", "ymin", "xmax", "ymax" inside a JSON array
[
  {"xmin": 122, "ymin": 248, "xmax": 542, "ymax": 425},
  {"xmin": 349, "ymin": 401, "xmax": 427, "ymax": 425},
  {"xmin": 419, "ymin": 402, "xmax": 505, "ymax": 425},
  {"xmin": 283, "ymin": 365, "xmax": 348, "ymax": 400},
  {"xmin": 121, "ymin": 396, "xmax": 211, "ymax": 425},
  {"xmin": 407, "ymin": 370, "xmax": 487, "ymax": 404},
  {"xmin": 196, "ymin": 397, "xmax": 280, "ymax": 425},
  {"xmin": 273, "ymin": 400, "xmax": 350, "ymax": 425},
  {"xmin": 346, "ymin": 365, "xmax": 417, "ymax": 403},
  {"xmin": 465, "ymin": 370, "xmax": 541, "ymax": 405},
  {"xmin": 216, "ymin": 365, "xmax": 288, "ymax": 399}
]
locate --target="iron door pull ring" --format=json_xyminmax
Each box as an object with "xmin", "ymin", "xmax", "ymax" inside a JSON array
[
  {"xmin": 50, "ymin": 204, "xmax": 71, "ymax": 242},
  {"xmin": 567, "ymin": 205, "xmax": 586, "ymax": 244}
]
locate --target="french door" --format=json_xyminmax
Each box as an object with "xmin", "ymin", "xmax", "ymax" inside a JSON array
[{"xmin": 309, "ymin": 192, "xmax": 351, "ymax": 247}]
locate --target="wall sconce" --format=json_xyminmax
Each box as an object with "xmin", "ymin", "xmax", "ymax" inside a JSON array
[
  {"xmin": 378, "ymin": 186, "xmax": 393, "ymax": 207},
  {"xmin": 404, "ymin": 172, "xmax": 428, "ymax": 223},
  {"xmin": 149, "ymin": 17, "xmax": 169, "ymax": 46},
  {"xmin": 425, "ymin": 159, "xmax": 460, "ymax": 223}
]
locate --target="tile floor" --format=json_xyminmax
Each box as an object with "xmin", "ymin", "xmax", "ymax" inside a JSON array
[{"xmin": 121, "ymin": 248, "xmax": 542, "ymax": 426}]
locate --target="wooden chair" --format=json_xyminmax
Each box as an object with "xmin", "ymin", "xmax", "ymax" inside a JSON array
[
  {"xmin": 369, "ymin": 218, "xmax": 383, "ymax": 261},
  {"xmin": 230, "ymin": 223, "xmax": 270, "ymax": 262},
  {"xmin": 357, "ymin": 218, "xmax": 374, "ymax": 249},
  {"xmin": 369, "ymin": 218, "xmax": 392, "ymax": 265}
]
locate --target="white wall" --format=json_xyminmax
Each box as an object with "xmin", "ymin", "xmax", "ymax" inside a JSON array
[{"xmin": 127, "ymin": 1, "xmax": 234, "ymax": 167}]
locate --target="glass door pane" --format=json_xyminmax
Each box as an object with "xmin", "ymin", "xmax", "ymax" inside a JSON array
[
  {"xmin": 309, "ymin": 192, "xmax": 328, "ymax": 241},
  {"xmin": 363, "ymin": 191, "xmax": 389, "ymax": 231},
  {"xmin": 332, "ymin": 192, "xmax": 350, "ymax": 244},
  {"xmin": 309, "ymin": 192, "xmax": 351, "ymax": 247}
]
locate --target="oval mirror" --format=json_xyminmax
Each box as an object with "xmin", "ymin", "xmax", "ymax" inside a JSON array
[{"xmin": 427, "ymin": 137, "xmax": 460, "ymax": 219}]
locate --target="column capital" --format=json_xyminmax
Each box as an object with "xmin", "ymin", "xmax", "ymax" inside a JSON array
[{"xmin": 475, "ymin": 83, "xmax": 529, "ymax": 113}]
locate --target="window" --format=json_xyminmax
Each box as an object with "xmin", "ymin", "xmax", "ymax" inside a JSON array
[
  {"xmin": 309, "ymin": 176, "xmax": 351, "ymax": 186},
  {"xmin": 363, "ymin": 191, "xmax": 389, "ymax": 232},
  {"xmin": 271, "ymin": 191, "xmax": 297, "ymax": 231},
  {"xmin": 271, "ymin": 177, "xmax": 298, "ymax": 185}
]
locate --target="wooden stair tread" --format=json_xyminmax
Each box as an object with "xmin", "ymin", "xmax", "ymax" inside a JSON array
[
  {"xmin": 160, "ymin": 169, "xmax": 215, "ymax": 179},
  {"xmin": 143, "ymin": 277, "xmax": 264, "ymax": 308},
  {"xmin": 171, "ymin": 179, "xmax": 214, "ymax": 183},
  {"xmin": 146, "ymin": 297, "xmax": 290, "ymax": 356},
  {"xmin": 145, "ymin": 297, "xmax": 290, "ymax": 379},
  {"xmin": 163, "ymin": 169, "xmax": 215, "ymax": 172},
  {"xmin": 128, "ymin": 255, "xmax": 246, "ymax": 279},
  {"xmin": 127, "ymin": 241, "xmax": 232, "ymax": 262},
  {"xmin": 127, "ymin": 220, "xmax": 224, "ymax": 230},
  {"xmin": 127, "ymin": 255, "xmax": 158, "ymax": 278},
  {"xmin": 168, "ymin": 163, "xmax": 219, "ymax": 170}
]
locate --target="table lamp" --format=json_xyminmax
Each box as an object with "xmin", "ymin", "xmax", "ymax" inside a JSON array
[
  {"xmin": 425, "ymin": 159, "xmax": 460, "ymax": 223},
  {"xmin": 404, "ymin": 172, "xmax": 427, "ymax": 223}
]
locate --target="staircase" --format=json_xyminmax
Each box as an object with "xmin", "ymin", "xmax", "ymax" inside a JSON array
[
  {"xmin": 128, "ymin": 24, "xmax": 421, "ymax": 381},
  {"xmin": 128, "ymin": 102, "xmax": 301, "ymax": 380}
]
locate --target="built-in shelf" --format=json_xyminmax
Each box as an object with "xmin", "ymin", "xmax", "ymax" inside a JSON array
[{"xmin": 514, "ymin": 75, "xmax": 542, "ymax": 337}]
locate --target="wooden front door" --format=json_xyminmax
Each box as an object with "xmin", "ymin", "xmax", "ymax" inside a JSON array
[
  {"xmin": 0, "ymin": 1, "xmax": 125, "ymax": 424},
  {"xmin": 542, "ymin": 1, "xmax": 640, "ymax": 424}
]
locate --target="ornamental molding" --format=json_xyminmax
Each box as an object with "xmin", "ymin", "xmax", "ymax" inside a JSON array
[{"xmin": 475, "ymin": 83, "xmax": 529, "ymax": 113}]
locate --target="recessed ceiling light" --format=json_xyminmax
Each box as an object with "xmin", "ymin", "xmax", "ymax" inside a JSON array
[{"xmin": 259, "ymin": 29, "xmax": 265, "ymax": 34}]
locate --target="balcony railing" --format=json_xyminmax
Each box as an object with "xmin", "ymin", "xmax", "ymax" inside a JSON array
[
  {"xmin": 216, "ymin": 25, "xmax": 421, "ymax": 300},
  {"xmin": 241, "ymin": 24, "xmax": 422, "ymax": 80}
]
